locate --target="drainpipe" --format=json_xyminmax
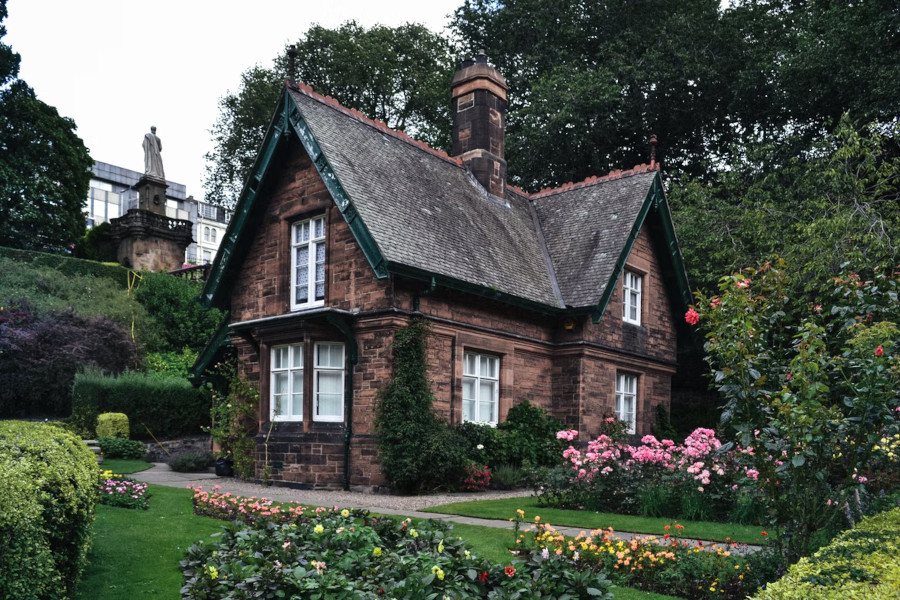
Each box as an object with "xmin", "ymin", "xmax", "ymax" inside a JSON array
[
  {"xmin": 412, "ymin": 276, "xmax": 437, "ymax": 312},
  {"xmin": 325, "ymin": 313, "xmax": 358, "ymax": 491}
]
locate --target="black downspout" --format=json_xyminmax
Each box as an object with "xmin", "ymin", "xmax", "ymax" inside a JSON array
[{"xmin": 343, "ymin": 361, "xmax": 354, "ymax": 491}]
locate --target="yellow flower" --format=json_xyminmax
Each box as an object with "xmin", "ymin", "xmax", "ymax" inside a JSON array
[
  {"xmin": 207, "ymin": 565, "xmax": 218, "ymax": 580},
  {"xmin": 438, "ymin": 541, "xmax": 445, "ymax": 553},
  {"xmin": 431, "ymin": 565, "xmax": 445, "ymax": 581},
  {"xmin": 410, "ymin": 529, "xmax": 419, "ymax": 538},
  {"xmin": 373, "ymin": 547, "xmax": 382, "ymax": 557},
  {"xmin": 341, "ymin": 509, "xmax": 350, "ymax": 518},
  {"xmin": 314, "ymin": 525, "xmax": 324, "ymax": 534}
]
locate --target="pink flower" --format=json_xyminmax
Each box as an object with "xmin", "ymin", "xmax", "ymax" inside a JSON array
[
  {"xmin": 710, "ymin": 298, "xmax": 722, "ymax": 308},
  {"xmin": 735, "ymin": 279, "xmax": 751, "ymax": 288},
  {"xmin": 876, "ymin": 345, "xmax": 884, "ymax": 356},
  {"xmin": 684, "ymin": 307, "xmax": 700, "ymax": 325}
]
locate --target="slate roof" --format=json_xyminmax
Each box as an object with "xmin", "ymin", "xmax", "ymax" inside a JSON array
[{"xmin": 202, "ymin": 83, "xmax": 689, "ymax": 316}]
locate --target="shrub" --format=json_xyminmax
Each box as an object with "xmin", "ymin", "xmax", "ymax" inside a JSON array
[
  {"xmin": 169, "ymin": 450, "xmax": 214, "ymax": 473},
  {"xmin": 131, "ymin": 272, "xmax": 225, "ymax": 353},
  {"xmin": 492, "ymin": 463, "xmax": 524, "ymax": 489},
  {"xmin": 96, "ymin": 412, "xmax": 129, "ymax": 438},
  {"xmin": 375, "ymin": 320, "xmax": 467, "ymax": 492},
  {"xmin": 71, "ymin": 370, "xmax": 210, "ymax": 440},
  {"xmin": 497, "ymin": 400, "xmax": 564, "ymax": 468},
  {"xmin": 145, "ymin": 347, "xmax": 198, "ymax": 378},
  {"xmin": 461, "ymin": 462, "xmax": 492, "ymax": 491},
  {"xmin": 180, "ymin": 500, "xmax": 613, "ymax": 599},
  {"xmin": 750, "ymin": 507, "xmax": 900, "ymax": 600},
  {"xmin": 98, "ymin": 437, "xmax": 146, "ymax": 460},
  {"xmin": 205, "ymin": 359, "xmax": 258, "ymax": 479},
  {"xmin": 0, "ymin": 301, "xmax": 140, "ymax": 418},
  {"xmin": 97, "ymin": 470, "xmax": 150, "ymax": 510},
  {"xmin": 0, "ymin": 421, "xmax": 97, "ymax": 599}
]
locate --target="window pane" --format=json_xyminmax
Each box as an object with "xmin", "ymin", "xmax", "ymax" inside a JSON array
[
  {"xmin": 295, "ymin": 222, "xmax": 309, "ymax": 243},
  {"xmin": 464, "ymin": 354, "xmax": 477, "ymax": 376},
  {"xmin": 313, "ymin": 217, "xmax": 324, "ymax": 239},
  {"xmin": 292, "ymin": 345, "xmax": 303, "ymax": 368},
  {"xmin": 463, "ymin": 398, "xmax": 474, "ymax": 421},
  {"xmin": 316, "ymin": 372, "xmax": 342, "ymax": 417},
  {"xmin": 273, "ymin": 347, "xmax": 288, "ymax": 370},
  {"xmin": 317, "ymin": 343, "xmax": 343, "ymax": 368},
  {"xmin": 274, "ymin": 372, "xmax": 288, "ymax": 394},
  {"xmin": 273, "ymin": 394, "xmax": 287, "ymax": 417},
  {"xmin": 291, "ymin": 393, "xmax": 303, "ymax": 416}
]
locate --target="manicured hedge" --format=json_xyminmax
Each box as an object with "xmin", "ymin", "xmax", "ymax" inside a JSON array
[
  {"xmin": 71, "ymin": 371, "xmax": 210, "ymax": 440},
  {"xmin": 751, "ymin": 507, "xmax": 900, "ymax": 599},
  {"xmin": 0, "ymin": 421, "xmax": 98, "ymax": 599},
  {"xmin": 0, "ymin": 246, "xmax": 130, "ymax": 287}
]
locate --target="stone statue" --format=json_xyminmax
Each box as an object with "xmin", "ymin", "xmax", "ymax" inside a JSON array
[{"xmin": 142, "ymin": 126, "xmax": 165, "ymax": 180}]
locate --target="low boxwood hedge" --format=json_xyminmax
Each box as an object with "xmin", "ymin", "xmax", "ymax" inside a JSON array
[
  {"xmin": 71, "ymin": 370, "xmax": 210, "ymax": 440},
  {"xmin": 0, "ymin": 421, "xmax": 98, "ymax": 599},
  {"xmin": 751, "ymin": 507, "xmax": 900, "ymax": 599}
]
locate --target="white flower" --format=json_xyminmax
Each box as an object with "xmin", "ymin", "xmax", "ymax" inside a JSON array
[{"xmin": 476, "ymin": 444, "xmax": 484, "ymax": 450}]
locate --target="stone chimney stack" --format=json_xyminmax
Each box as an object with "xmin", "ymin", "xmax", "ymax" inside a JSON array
[{"xmin": 451, "ymin": 50, "xmax": 508, "ymax": 198}]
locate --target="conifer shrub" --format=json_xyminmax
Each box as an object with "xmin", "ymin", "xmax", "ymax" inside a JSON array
[
  {"xmin": 96, "ymin": 411, "xmax": 129, "ymax": 438},
  {"xmin": 71, "ymin": 370, "xmax": 210, "ymax": 440},
  {"xmin": 0, "ymin": 421, "xmax": 97, "ymax": 599},
  {"xmin": 375, "ymin": 320, "xmax": 467, "ymax": 493}
]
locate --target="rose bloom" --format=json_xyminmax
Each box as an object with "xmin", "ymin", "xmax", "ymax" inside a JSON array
[
  {"xmin": 684, "ymin": 307, "xmax": 700, "ymax": 325},
  {"xmin": 876, "ymin": 345, "xmax": 884, "ymax": 356}
]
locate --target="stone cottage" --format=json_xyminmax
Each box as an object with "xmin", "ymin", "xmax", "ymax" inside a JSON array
[{"xmin": 195, "ymin": 52, "xmax": 691, "ymax": 489}]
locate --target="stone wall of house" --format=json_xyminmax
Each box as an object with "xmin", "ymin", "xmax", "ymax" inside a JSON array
[{"xmin": 226, "ymin": 140, "xmax": 680, "ymax": 490}]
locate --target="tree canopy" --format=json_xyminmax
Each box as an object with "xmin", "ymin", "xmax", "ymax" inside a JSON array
[
  {"xmin": 204, "ymin": 21, "xmax": 454, "ymax": 209},
  {"xmin": 0, "ymin": 0, "xmax": 93, "ymax": 252}
]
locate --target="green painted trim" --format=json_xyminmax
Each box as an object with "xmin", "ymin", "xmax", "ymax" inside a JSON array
[
  {"xmin": 287, "ymin": 107, "xmax": 389, "ymax": 279},
  {"xmin": 200, "ymin": 92, "xmax": 291, "ymax": 309},
  {"xmin": 591, "ymin": 173, "xmax": 692, "ymax": 323},
  {"xmin": 388, "ymin": 262, "xmax": 565, "ymax": 317},
  {"xmin": 189, "ymin": 317, "xmax": 232, "ymax": 385}
]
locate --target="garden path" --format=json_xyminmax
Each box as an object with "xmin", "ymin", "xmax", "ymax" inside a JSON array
[{"xmin": 133, "ymin": 463, "xmax": 760, "ymax": 555}]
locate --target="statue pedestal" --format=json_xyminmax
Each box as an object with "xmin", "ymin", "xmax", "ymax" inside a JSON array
[
  {"xmin": 135, "ymin": 175, "xmax": 168, "ymax": 216},
  {"xmin": 109, "ymin": 209, "xmax": 193, "ymax": 272}
]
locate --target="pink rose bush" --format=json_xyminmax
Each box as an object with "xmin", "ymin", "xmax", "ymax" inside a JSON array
[{"xmin": 539, "ymin": 426, "xmax": 764, "ymax": 522}]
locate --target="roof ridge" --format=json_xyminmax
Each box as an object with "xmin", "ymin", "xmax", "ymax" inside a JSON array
[
  {"xmin": 286, "ymin": 80, "xmax": 463, "ymax": 167},
  {"xmin": 530, "ymin": 163, "xmax": 660, "ymax": 199}
]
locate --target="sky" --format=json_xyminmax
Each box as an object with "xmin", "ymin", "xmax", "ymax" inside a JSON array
[{"xmin": 5, "ymin": 0, "xmax": 461, "ymax": 199}]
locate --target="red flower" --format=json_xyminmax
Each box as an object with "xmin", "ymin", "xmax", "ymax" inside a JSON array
[
  {"xmin": 504, "ymin": 566, "xmax": 516, "ymax": 577},
  {"xmin": 876, "ymin": 345, "xmax": 884, "ymax": 356},
  {"xmin": 735, "ymin": 279, "xmax": 751, "ymax": 288},
  {"xmin": 684, "ymin": 307, "xmax": 700, "ymax": 325},
  {"xmin": 786, "ymin": 373, "xmax": 792, "ymax": 380},
  {"xmin": 478, "ymin": 571, "xmax": 489, "ymax": 582},
  {"xmin": 760, "ymin": 531, "xmax": 768, "ymax": 536}
]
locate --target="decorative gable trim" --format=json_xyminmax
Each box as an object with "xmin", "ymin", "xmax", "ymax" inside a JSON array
[
  {"xmin": 200, "ymin": 88, "xmax": 389, "ymax": 311},
  {"xmin": 591, "ymin": 173, "xmax": 691, "ymax": 323}
]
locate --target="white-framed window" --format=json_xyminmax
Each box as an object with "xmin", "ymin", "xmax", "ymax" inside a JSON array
[
  {"xmin": 463, "ymin": 351, "xmax": 499, "ymax": 425},
  {"xmin": 210, "ymin": 228, "xmax": 217, "ymax": 243},
  {"xmin": 203, "ymin": 226, "xmax": 210, "ymax": 242},
  {"xmin": 271, "ymin": 344, "xmax": 304, "ymax": 421},
  {"xmin": 314, "ymin": 342, "xmax": 344, "ymax": 422},
  {"xmin": 623, "ymin": 270, "xmax": 642, "ymax": 325},
  {"xmin": 291, "ymin": 216, "xmax": 326, "ymax": 310},
  {"xmin": 616, "ymin": 372, "xmax": 637, "ymax": 434},
  {"xmin": 202, "ymin": 250, "xmax": 212, "ymax": 264}
]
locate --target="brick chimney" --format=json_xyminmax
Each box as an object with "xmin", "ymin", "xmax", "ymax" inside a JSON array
[{"xmin": 451, "ymin": 50, "xmax": 508, "ymax": 198}]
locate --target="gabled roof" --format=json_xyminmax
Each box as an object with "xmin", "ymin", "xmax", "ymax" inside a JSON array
[{"xmin": 200, "ymin": 82, "xmax": 690, "ymax": 320}]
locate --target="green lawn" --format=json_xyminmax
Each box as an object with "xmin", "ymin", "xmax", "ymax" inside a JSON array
[
  {"xmin": 422, "ymin": 496, "xmax": 769, "ymax": 545},
  {"xmin": 75, "ymin": 485, "xmax": 222, "ymax": 600},
  {"xmin": 101, "ymin": 458, "xmax": 154, "ymax": 474},
  {"xmin": 78, "ymin": 486, "xmax": 682, "ymax": 600}
]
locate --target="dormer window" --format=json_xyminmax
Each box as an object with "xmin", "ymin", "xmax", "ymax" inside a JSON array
[
  {"xmin": 291, "ymin": 216, "xmax": 326, "ymax": 311},
  {"xmin": 623, "ymin": 270, "xmax": 642, "ymax": 325}
]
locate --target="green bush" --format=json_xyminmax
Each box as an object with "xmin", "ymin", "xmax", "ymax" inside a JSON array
[
  {"xmin": 0, "ymin": 421, "xmax": 98, "ymax": 599},
  {"xmin": 750, "ymin": 507, "xmax": 900, "ymax": 599},
  {"xmin": 131, "ymin": 272, "xmax": 225, "ymax": 353},
  {"xmin": 492, "ymin": 463, "xmax": 524, "ymax": 489},
  {"xmin": 71, "ymin": 370, "xmax": 210, "ymax": 440},
  {"xmin": 0, "ymin": 245, "xmax": 130, "ymax": 284},
  {"xmin": 145, "ymin": 348, "xmax": 199, "ymax": 378},
  {"xmin": 496, "ymin": 400, "xmax": 563, "ymax": 468},
  {"xmin": 375, "ymin": 320, "xmax": 467, "ymax": 492},
  {"xmin": 98, "ymin": 437, "xmax": 146, "ymax": 460},
  {"xmin": 169, "ymin": 450, "xmax": 214, "ymax": 472},
  {"xmin": 96, "ymin": 412, "xmax": 129, "ymax": 438}
]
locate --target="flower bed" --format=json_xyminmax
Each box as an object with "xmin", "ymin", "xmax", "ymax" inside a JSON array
[
  {"xmin": 183, "ymin": 488, "xmax": 613, "ymax": 599},
  {"xmin": 512, "ymin": 513, "xmax": 777, "ymax": 600},
  {"xmin": 98, "ymin": 469, "xmax": 150, "ymax": 510}
]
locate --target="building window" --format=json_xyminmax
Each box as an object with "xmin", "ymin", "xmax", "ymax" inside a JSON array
[
  {"xmin": 314, "ymin": 342, "xmax": 344, "ymax": 421},
  {"xmin": 210, "ymin": 228, "xmax": 217, "ymax": 243},
  {"xmin": 616, "ymin": 372, "xmax": 637, "ymax": 434},
  {"xmin": 203, "ymin": 226, "xmax": 210, "ymax": 242},
  {"xmin": 271, "ymin": 344, "xmax": 304, "ymax": 421},
  {"xmin": 291, "ymin": 216, "xmax": 326, "ymax": 310},
  {"xmin": 623, "ymin": 271, "xmax": 642, "ymax": 325},
  {"xmin": 463, "ymin": 351, "xmax": 499, "ymax": 424},
  {"xmin": 202, "ymin": 250, "xmax": 212, "ymax": 264}
]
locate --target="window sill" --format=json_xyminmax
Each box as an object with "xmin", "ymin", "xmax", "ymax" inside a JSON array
[{"xmin": 290, "ymin": 300, "xmax": 326, "ymax": 313}]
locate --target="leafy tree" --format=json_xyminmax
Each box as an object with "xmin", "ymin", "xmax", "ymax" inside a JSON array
[
  {"xmin": 204, "ymin": 21, "xmax": 454, "ymax": 209},
  {"xmin": 0, "ymin": 0, "xmax": 93, "ymax": 251},
  {"xmin": 670, "ymin": 117, "xmax": 900, "ymax": 294},
  {"xmin": 694, "ymin": 264, "xmax": 900, "ymax": 561}
]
